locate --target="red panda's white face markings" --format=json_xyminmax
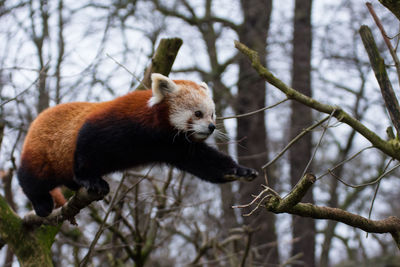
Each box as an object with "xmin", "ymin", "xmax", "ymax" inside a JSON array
[
  {"xmin": 148, "ymin": 73, "xmax": 216, "ymax": 141},
  {"xmin": 169, "ymin": 81, "xmax": 216, "ymax": 141}
]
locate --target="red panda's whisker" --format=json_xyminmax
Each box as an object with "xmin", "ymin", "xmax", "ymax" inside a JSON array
[{"xmin": 214, "ymin": 130, "xmax": 230, "ymax": 141}]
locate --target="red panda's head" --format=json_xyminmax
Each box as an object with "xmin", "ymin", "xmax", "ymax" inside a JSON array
[{"xmin": 149, "ymin": 73, "xmax": 216, "ymax": 141}]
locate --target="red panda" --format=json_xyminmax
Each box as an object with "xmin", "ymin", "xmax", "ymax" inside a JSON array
[{"xmin": 18, "ymin": 74, "xmax": 258, "ymax": 217}]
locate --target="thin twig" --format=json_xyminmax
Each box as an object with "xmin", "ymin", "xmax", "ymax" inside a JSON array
[
  {"xmin": 106, "ymin": 53, "xmax": 149, "ymax": 90},
  {"xmin": 316, "ymin": 146, "xmax": 374, "ymax": 180},
  {"xmin": 329, "ymin": 161, "xmax": 400, "ymax": 189},
  {"xmin": 232, "ymin": 185, "xmax": 280, "ymax": 209},
  {"xmin": 242, "ymin": 195, "xmax": 270, "ymax": 217},
  {"xmin": 218, "ymin": 98, "xmax": 289, "ymax": 120},
  {"xmin": 262, "ymin": 115, "xmax": 330, "ymax": 170},
  {"xmin": 231, "ymin": 188, "xmax": 270, "ymax": 209},
  {"xmin": 0, "ymin": 62, "xmax": 50, "ymax": 107},
  {"xmin": 80, "ymin": 175, "xmax": 128, "ymax": 267},
  {"xmin": 240, "ymin": 229, "xmax": 252, "ymax": 267},
  {"xmin": 301, "ymin": 109, "xmax": 336, "ymax": 178},
  {"xmin": 368, "ymin": 158, "xmax": 393, "ymax": 220}
]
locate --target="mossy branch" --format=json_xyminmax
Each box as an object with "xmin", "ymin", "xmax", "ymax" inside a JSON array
[
  {"xmin": 248, "ymin": 174, "xmax": 400, "ymax": 248},
  {"xmin": 234, "ymin": 40, "xmax": 400, "ymax": 160},
  {"xmin": 359, "ymin": 25, "xmax": 400, "ymax": 136},
  {"xmin": 136, "ymin": 38, "xmax": 183, "ymax": 90},
  {"xmin": 235, "ymin": 175, "xmax": 400, "ymax": 247},
  {"xmin": 0, "ymin": 194, "xmax": 58, "ymax": 266}
]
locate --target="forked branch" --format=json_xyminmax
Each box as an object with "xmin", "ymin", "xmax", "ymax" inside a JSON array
[{"xmin": 234, "ymin": 174, "xmax": 400, "ymax": 249}]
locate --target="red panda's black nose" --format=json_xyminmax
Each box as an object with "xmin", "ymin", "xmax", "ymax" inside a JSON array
[{"xmin": 208, "ymin": 123, "xmax": 216, "ymax": 133}]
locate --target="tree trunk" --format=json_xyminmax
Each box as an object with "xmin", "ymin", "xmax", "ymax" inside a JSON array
[
  {"xmin": 290, "ymin": 0, "xmax": 315, "ymax": 266},
  {"xmin": 237, "ymin": 0, "xmax": 279, "ymax": 263},
  {"xmin": 0, "ymin": 195, "xmax": 58, "ymax": 267}
]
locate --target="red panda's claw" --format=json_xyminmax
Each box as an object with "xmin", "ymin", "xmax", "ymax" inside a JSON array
[
  {"xmin": 77, "ymin": 178, "xmax": 110, "ymax": 197},
  {"xmin": 224, "ymin": 167, "xmax": 258, "ymax": 182},
  {"xmin": 241, "ymin": 168, "xmax": 258, "ymax": 181}
]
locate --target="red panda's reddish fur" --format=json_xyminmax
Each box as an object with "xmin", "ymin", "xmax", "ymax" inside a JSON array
[{"xmin": 21, "ymin": 90, "xmax": 161, "ymax": 182}]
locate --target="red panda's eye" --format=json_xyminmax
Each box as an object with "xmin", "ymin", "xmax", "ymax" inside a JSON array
[{"xmin": 195, "ymin": 111, "xmax": 203, "ymax": 118}]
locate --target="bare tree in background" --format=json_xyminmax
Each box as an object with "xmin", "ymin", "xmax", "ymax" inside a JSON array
[
  {"xmin": 289, "ymin": 0, "xmax": 315, "ymax": 265},
  {"xmin": 30, "ymin": 0, "xmax": 50, "ymax": 113},
  {"xmin": 236, "ymin": 0, "xmax": 279, "ymax": 263}
]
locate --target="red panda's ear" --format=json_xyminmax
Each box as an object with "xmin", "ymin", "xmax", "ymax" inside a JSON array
[
  {"xmin": 149, "ymin": 73, "xmax": 178, "ymax": 107},
  {"xmin": 199, "ymin": 82, "xmax": 211, "ymax": 95}
]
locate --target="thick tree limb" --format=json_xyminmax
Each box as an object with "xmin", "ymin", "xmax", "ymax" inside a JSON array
[
  {"xmin": 136, "ymin": 38, "xmax": 183, "ymax": 90},
  {"xmin": 234, "ymin": 40, "xmax": 400, "ymax": 161},
  {"xmin": 359, "ymin": 25, "xmax": 400, "ymax": 136},
  {"xmin": 272, "ymin": 178, "xmax": 400, "ymax": 246},
  {"xmin": 0, "ymin": 194, "xmax": 58, "ymax": 266},
  {"xmin": 242, "ymin": 174, "xmax": 400, "ymax": 248},
  {"xmin": 234, "ymin": 174, "xmax": 400, "ymax": 245},
  {"xmin": 378, "ymin": 0, "xmax": 400, "ymax": 21}
]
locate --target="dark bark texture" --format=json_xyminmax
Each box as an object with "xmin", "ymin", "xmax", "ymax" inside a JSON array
[
  {"xmin": 290, "ymin": 0, "xmax": 315, "ymax": 266},
  {"xmin": 379, "ymin": 0, "xmax": 400, "ymax": 21},
  {"xmin": 236, "ymin": 0, "xmax": 279, "ymax": 263}
]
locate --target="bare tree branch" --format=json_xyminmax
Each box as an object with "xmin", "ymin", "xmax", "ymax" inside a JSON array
[
  {"xmin": 219, "ymin": 98, "xmax": 289, "ymax": 120},
  {"xmin": 235, "ymin": 174, "xmax": 400, "ymax": 248},
  {"xmin": 262, "ymin": 115, "xmax": 331, "ymax": 170},
  {"xmin": 234, "ymin": 40, "xmax": 400, "ymax": 161},
  {"xmin": 136, "ymin": 38, "xmax": 183, "ymax": 90}
]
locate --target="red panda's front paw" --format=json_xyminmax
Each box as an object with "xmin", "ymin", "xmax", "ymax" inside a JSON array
[{"xmin": 224, "ymin": 166, "xmax": 258, "ymax": 182}]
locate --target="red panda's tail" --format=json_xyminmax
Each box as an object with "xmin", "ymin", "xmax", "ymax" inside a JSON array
[{"xmin": 50, "ymin": 188, "xmax": 67, "ymax": 208}]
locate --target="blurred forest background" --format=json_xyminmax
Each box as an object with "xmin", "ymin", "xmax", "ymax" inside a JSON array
[{"xmin": 1, "ymin": 0, "xmax": 400, "ymax": 266}]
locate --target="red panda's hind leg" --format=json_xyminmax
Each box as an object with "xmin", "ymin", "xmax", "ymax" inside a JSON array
[
  {"xmin": 17, "ymin": 167, "xmax": 55, "ymax": 217},
  {"xmin": 29, "ymin": 192, "xmax": 54, "ymax": 217}
]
